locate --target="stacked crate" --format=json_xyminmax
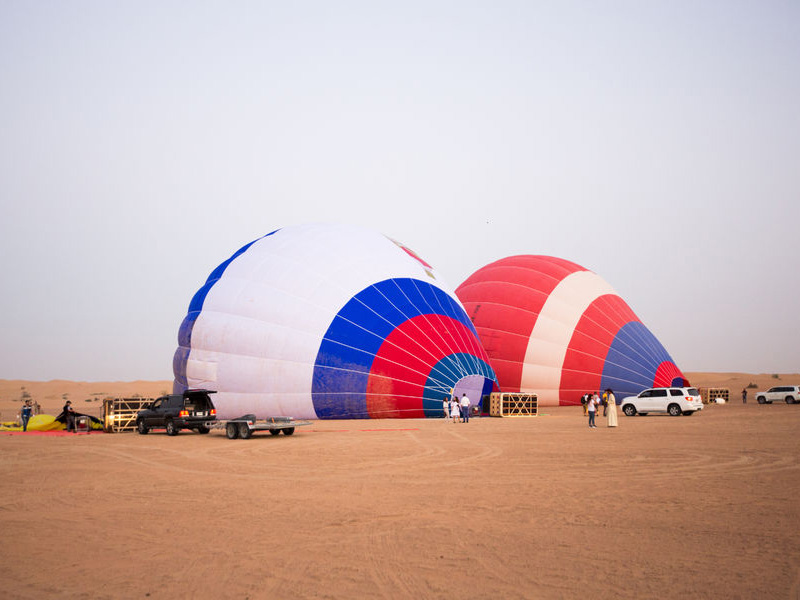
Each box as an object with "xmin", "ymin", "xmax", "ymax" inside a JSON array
[
  {"xmin": 489, "ymin": 393, "xmax": 538, "ymax": 417},
  {"xmin": 698, "ymin": 387, "xmax": 730, "ymax": 404}
]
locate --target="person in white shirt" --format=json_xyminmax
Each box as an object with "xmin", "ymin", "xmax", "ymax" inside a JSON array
[
  {"xmin": 450, "ymin": 397, "xmax": 461, "ymax": 422},
  {"xmin": 460, "ymin": 394, "xmax": 471, "ymax": 423},
  {"xmin": 587, "ymin": 392, "xmax": 598, "ymax": 428}
]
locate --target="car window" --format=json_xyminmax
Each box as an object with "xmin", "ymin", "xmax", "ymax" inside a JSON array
[
  {"xmin": 669, "ymin": 389, "xmax": 683, "ymax": 396},
  {"xmin": 639, "ymin": 390, "xmax": 652, "ymax": 398},
  {"xmin": 652, "ymin": 389, "xmax": 668, "ymax": 397},
  {"xmin": 152, "ymin": 399, "xmax": 162, "ymax": 409},
  {"xmin": 687, "ymin": 388, "xmax": 700, "ymax": 396}
]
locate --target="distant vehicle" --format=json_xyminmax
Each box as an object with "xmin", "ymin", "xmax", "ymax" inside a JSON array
[
  {"xmin": 620, "ymin": 387, "xmax": 703, "ymax": 417},
  {"xmin": 136, "ymin": 389, "xmax": 217, "ymax": 435},
  {"xmin": 755, "ymin": 386, "xmax": 800, "ymax": 405}
]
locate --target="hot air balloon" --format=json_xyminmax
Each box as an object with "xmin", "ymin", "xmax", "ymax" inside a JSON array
[
  {"xmin": 455, "ymin": 255, "xmax": 689, "ymax": 406},
  {"xmin": 173, "ymin": 223, "xmax": 497, "ymax": 419}
]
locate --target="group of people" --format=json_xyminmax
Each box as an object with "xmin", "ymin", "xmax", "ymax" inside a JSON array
[
  {"xmin": 581, "ymin": 389, "xmax": 617, "ymax": 428},
  {"xmin": 16, "ymin": 399, "xmax": 77, "ymax": 432},
  {"xmin": 443, "ymin": 393, "xmax": 472, "ymax": 423}
]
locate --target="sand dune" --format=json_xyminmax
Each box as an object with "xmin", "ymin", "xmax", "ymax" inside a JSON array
[{"xmin": 1, "ymin": 372, "xmax": 798, "ymax": 419}]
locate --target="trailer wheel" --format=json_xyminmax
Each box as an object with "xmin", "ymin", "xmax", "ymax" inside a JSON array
[
  {"xmin": 226, "ymin": 422, "xmax": 239, "ymax": 439},
  {"xmin": 197, "ymin": 425, "xmax": 210, "ymax": 434},
  {"xmin": 238, "ymin": 422, "xmax": 251, "ymax": 439},
  {"xmin": 283, "ymin": 427, "xmax": 295, "ymax": 436},
  {"xmin": 269, "ymin": 429, "xmax": 281, "ymax": 436}
]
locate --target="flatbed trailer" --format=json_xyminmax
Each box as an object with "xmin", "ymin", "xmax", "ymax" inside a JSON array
[{"xmin": 223, "ymin": 414, "xmax": 312, "ymax": 439}]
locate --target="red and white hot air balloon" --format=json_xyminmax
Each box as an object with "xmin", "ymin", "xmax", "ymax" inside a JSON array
[{"xmin": 455, "ymin": 255, "xmax": 689, "ymax": 406}]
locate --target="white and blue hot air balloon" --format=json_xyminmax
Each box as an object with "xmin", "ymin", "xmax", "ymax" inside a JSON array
[{"xmin": 173, "ymin": 223, "xmax": 497, "ymax": 419}]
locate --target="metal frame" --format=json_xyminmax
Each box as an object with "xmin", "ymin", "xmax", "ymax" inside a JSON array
[
  {"xmin": 489, "ymin": 392, "xmax": 538, "ymax": 417},
  {"xmin": 102, "ymin": 398, "xmax": 154, "ymax": 432},
  {"xmin": 698, "ymin": 387, "xmax": 730, "ymax": 404}
]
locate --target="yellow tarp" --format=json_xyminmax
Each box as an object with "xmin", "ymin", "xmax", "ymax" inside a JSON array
[{"xmin": 0, "ymin": 414, "xmax": 103, "ymax": 432}]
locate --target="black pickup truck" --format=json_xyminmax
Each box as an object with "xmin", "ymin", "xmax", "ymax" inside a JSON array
[{"xmin": 136, "ymin": 389, "xmax": 217, "ymax": 436}]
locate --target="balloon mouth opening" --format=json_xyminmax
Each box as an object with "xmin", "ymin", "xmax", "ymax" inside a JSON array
[{"xmin": 452, "ymin": 374, "xmax": 495, "ymax": 414}]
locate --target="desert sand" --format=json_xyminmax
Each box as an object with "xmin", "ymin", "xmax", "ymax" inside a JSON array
[{"xmin": 1, "ymin": 374, "xmax": 799, "ymax": 599}]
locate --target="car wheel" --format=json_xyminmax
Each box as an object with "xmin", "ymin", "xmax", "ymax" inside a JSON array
[
  {"xmin": 269, "ymin": 429, "xmax": 281, "ymax": 436},
  {"xmin": 282, "ymin": 427, "xmax": 295, "ymax": 436},
  {"xmin": 165, "ymin": 420, "xmax": 179, "ymax": 436},
  {"xmin": 226, "ymin": 422, "xmax": 239, "ymax": 439},
  {"xmin": 136, "ymin": 419, "xmax": 149, "ymax": 435},
  {"xmin": 238, "ymin": 422, "xmax": 251, "ymax": 439},
  {"xmin": 786, "ymin": 396, "xmax": 795, "ymax": 405},
  {"xmin": 667, "ymin": 404, "xmax": 682, "ymax": 416},
  {"xmin": 757, "ymin": 396, "xmax": 766, "ymax": 404},
  {"xmin": 622, "ymin": 404, "xmax": 636, "ymax": 417},
  {"xmin": 197, "ymin": 425, "xmax": 210, "ymax": 434}
]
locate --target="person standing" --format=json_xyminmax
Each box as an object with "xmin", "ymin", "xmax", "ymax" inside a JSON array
[
  {"xmin": 606, "ymin": 388, "xmax": 618, "ymax": 428},
  {"xmin": 21, "ymin": 399, "xmax": 33, "ymax": 432},
  {"xmin": 742, "ymin": 388, "xmax": 747, "ymax": 404},
  {"xmin": 602, "ymin": 391, "xmax": 608, "ymax": 417},
  {"xmin": 63, "ymin": 400, "xmax": 76, "ymax": 433},
  {"xmin": 460, "ymin": 394, "xmax": 471, "ymax": 423},
  {"xmin": 587, "ymin": 392, "xmax": 597, "ymax": 428},
  {"xmin": 450, "ymin": 397, "xmax": 461, "ymax": 423},
  {"xmin": 443, "ymin": 396, "xmax": 450, "ymax": 421},
  {"xmin": 581, "ymin": 393, "xmax": 588, "ymax": 415}
]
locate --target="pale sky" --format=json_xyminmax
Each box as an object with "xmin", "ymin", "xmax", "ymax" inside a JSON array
[{"xmin": 1, "ymin": 1, "xmax": 798, "ymax": 381}]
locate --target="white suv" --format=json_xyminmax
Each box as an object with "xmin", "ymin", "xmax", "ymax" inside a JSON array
[
  {"xmin": 621, "ymin": 387, "xmax": 703, "ymax": 417},
  {"xmin": 755, "ymin": 386, "xmax": 800, "ymax": 404}
]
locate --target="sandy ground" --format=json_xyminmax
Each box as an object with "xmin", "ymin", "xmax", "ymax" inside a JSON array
[{"xmin": 1, "ymin": 382, "xmax": 799, "ymax": 599}]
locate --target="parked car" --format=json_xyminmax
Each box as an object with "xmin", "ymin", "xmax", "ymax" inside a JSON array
[
  {"xmin": 620, "ymin": 387, "xmax": 703, "ymax": 417},
  {"xmin": 755, "ymin": 386, "xmax": 800, "ymax": 404},
  {"xmin": 136, "ymin": 389, "xmax": 217, "ymax": 435}
]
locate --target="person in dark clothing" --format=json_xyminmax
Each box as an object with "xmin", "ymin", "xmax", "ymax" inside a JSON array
[
  {"xmin": 742, "ymin": 388, "xmax": 747, "ymax": 404},
  {"xmin": 63, "ymin": 400, "xmax": 76, "ymax": 433},
  {"xmin": 21, "ymin": 400, "xmax": 33, "ymax": 432}
]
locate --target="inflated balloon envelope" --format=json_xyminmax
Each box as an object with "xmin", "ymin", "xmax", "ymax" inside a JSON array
[
  {"xmin": 174, "ymin": 223, "xmax": 498, "ymax": 420},
  {"xmin": 455, "ymin": 255, "xmax": 689, "ymax": 407}
]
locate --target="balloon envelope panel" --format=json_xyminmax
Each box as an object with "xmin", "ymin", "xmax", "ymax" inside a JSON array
[
  {"xmin": 174, "ymin": 223, "xmax": 497, "ymax": 419},
  {"xmin": 455, "ymin": 255, "xmax": 688, "ymax": 406}
]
